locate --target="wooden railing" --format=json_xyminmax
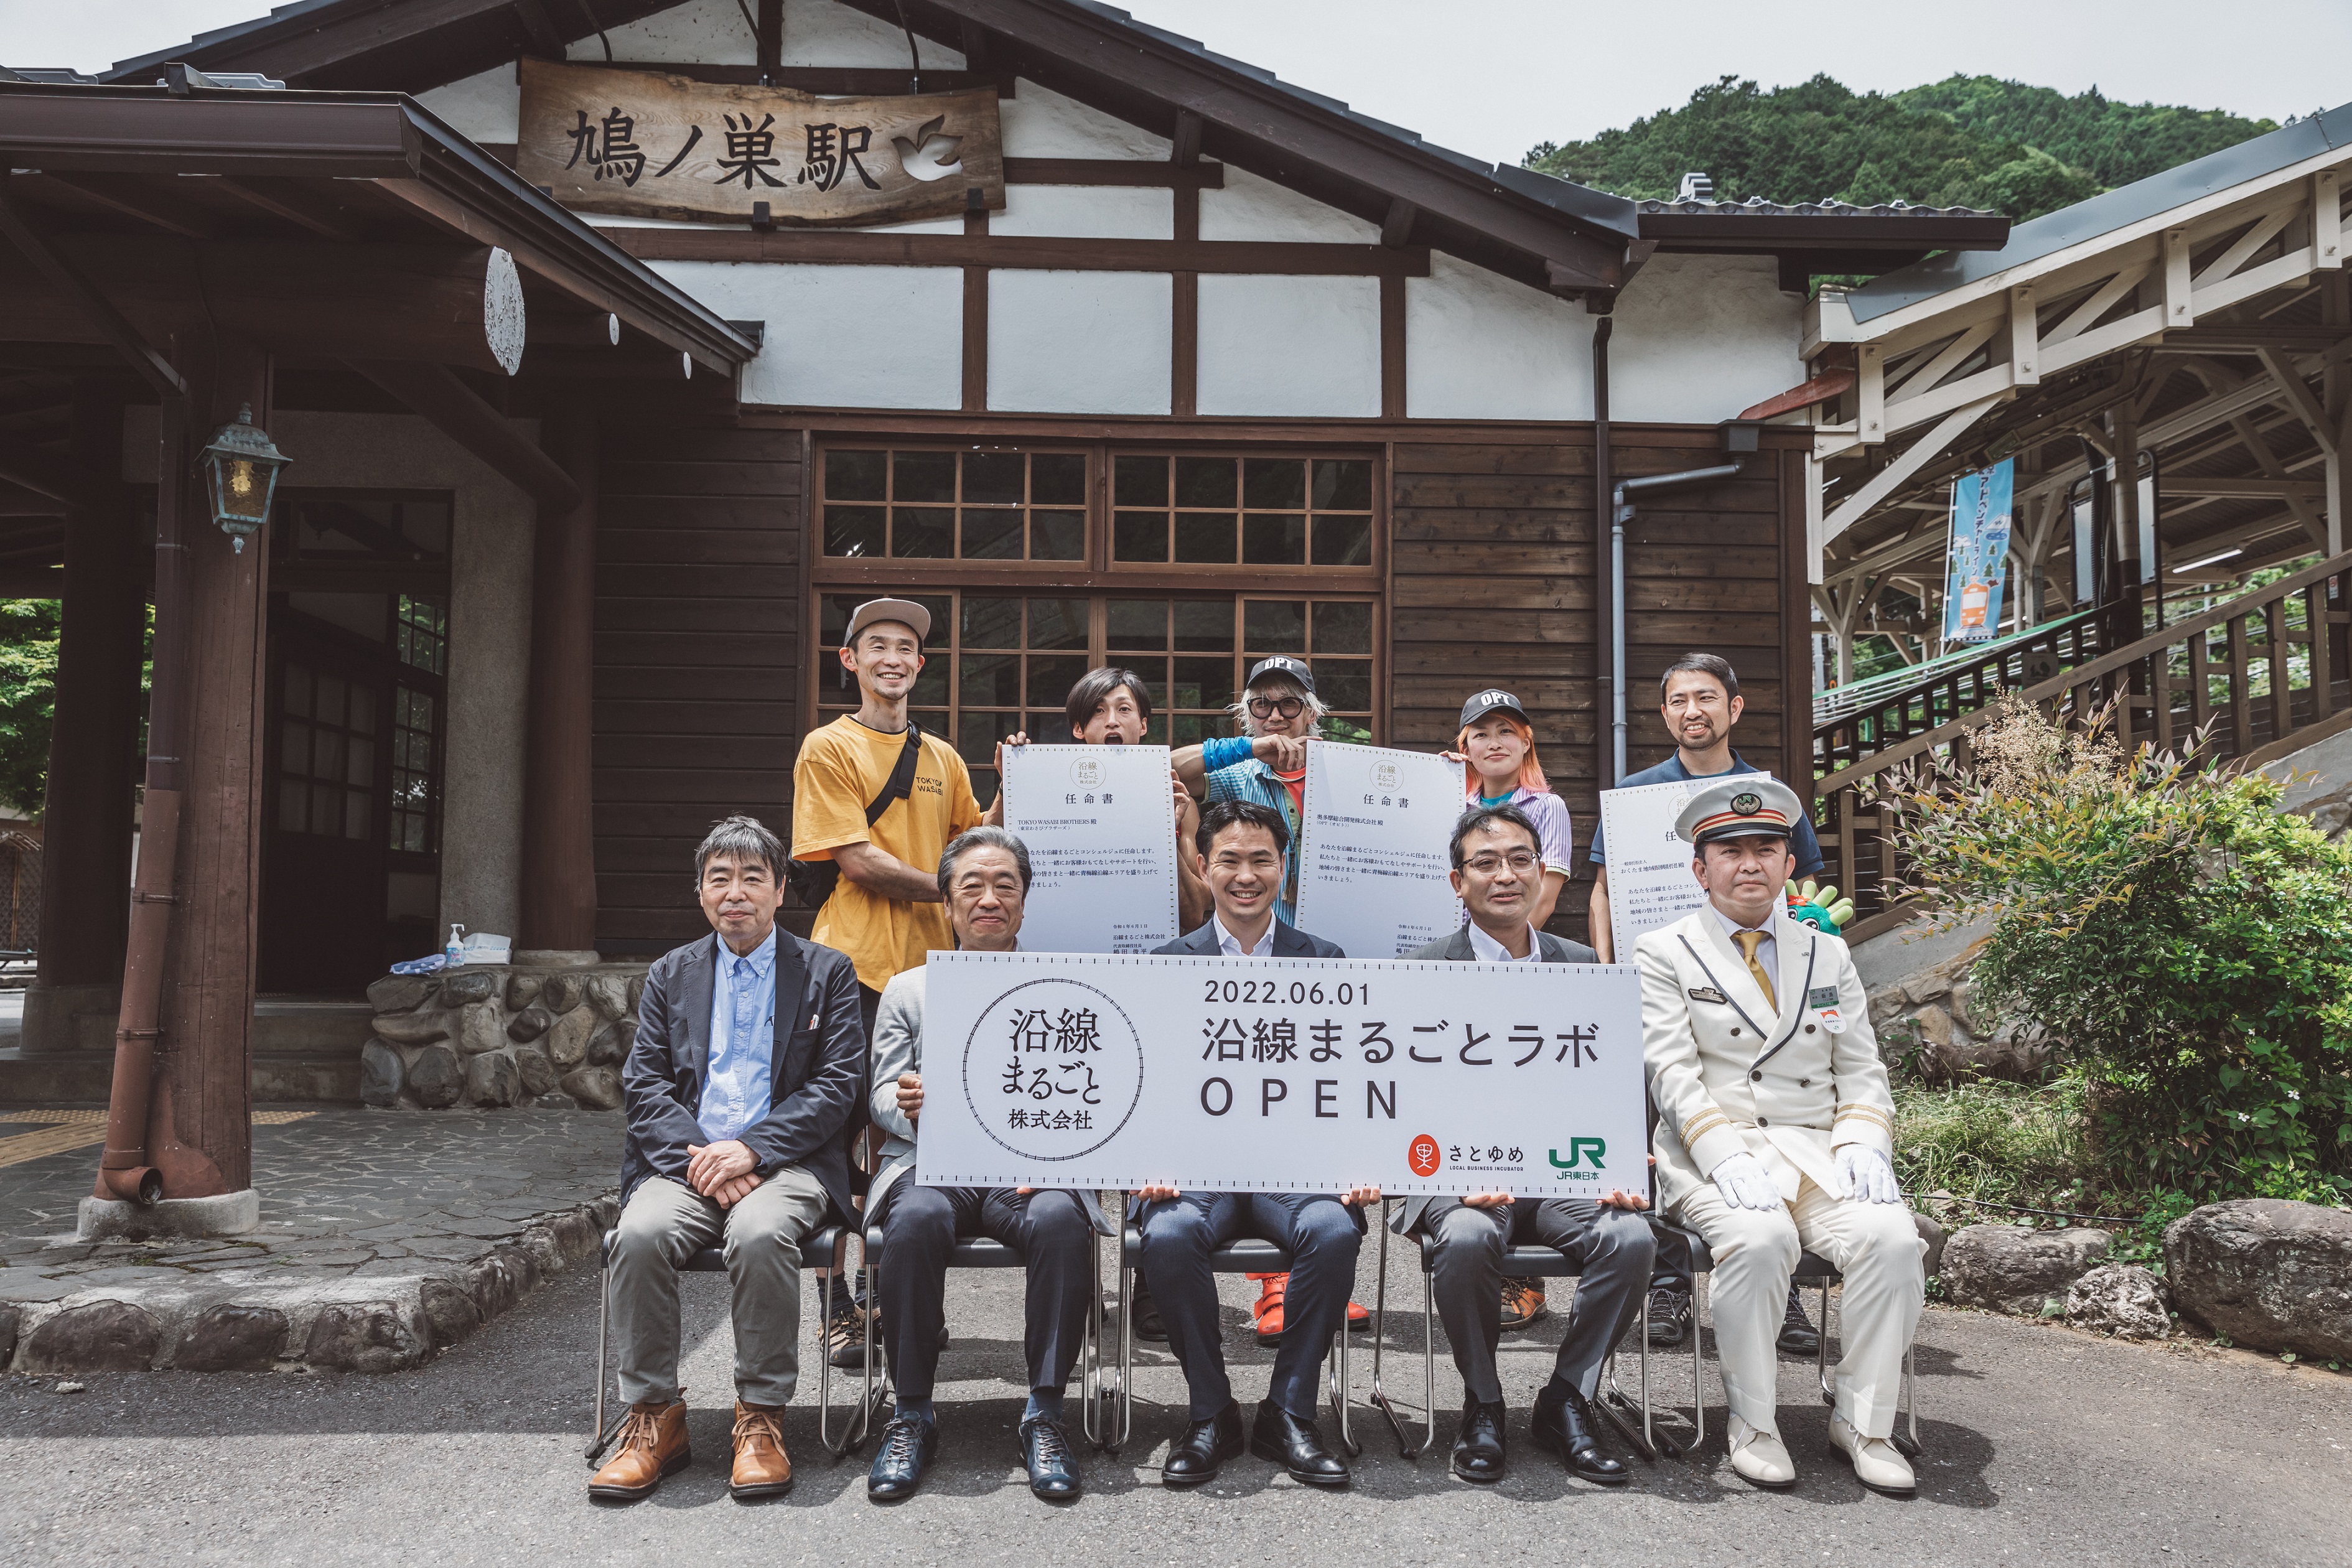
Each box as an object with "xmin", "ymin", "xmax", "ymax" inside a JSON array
[
  {"xmin": 1813, "ymin": 549, "xmax": 2352, "ymax": 934},
  {"xmin": 1814, "ymin": 611, "xmax": 2102, "ymax": 777}
]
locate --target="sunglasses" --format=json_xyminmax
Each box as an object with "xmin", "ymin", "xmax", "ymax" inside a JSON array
[{"xmin": 1246, "ymin": 694, "xmax": 1306, "ymax": 718}]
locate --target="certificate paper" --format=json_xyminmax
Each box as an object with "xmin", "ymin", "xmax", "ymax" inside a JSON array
[
  {"xmin": 1000, "ymin": 744, "xmax": 1180, "ymax": 954},
  {"xmin": 1292, "ymin": 740, "xmax": 1467, "ymax": 959},
  {"xmin": 915, "ymin": 950, "xmax": 1646, "ymax": 1197},
  {"xmin": 1599, "ymin": 778, "xmax": 1710, "ymax": 950}
]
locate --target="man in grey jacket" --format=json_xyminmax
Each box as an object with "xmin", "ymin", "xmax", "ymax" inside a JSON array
[
  {"xmin": 1396, "ymin": 804, "xmax": 1654, "ymax": 1486},
  {"xmin": 863, "ymin": 826, "xmax": 1110, "ymax": 1505}
]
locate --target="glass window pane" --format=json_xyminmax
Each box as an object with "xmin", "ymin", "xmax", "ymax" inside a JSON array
[
  {"xmin": 1173, "ymin": 656, "xmax": 1235, "ymax": 712},
  {"xmin": 961, "ymin": 651, "xmax": 1021, "ymax": 707},
  {"xmin": 313, "ymin": 730, "xmax": 345, "ymax": 783},
  {"xmin": 1107, "ymin": 599, "xmax": 1167, "ymax": 650},
  {"xmin": 1243, "ymin": 514, "xmax": 1305, "ymax": 565},
  {"xmin": 890, "ymin": 507, "xmax": 953, "ymax": 558},
  {"xmin": 347, "ymin": 736, "xmax": 375, "ymax": 786},
  {"xmin": 348, "ymin": 685, "xmax": 376, "ymax": 734},
  {"xmin": 961, "ymin": 510, "xmax": 1022, "ymax": 559},
  {"xmin": 404, "ymin": 814, "xmax": 426, "ymax": 854},
  {"xmin": 1143, "ymin": 714, "xmax": 1168, "ymax": 745},
  {"xmin": 1174, "ymin": 456, "xmax": 1236, "ymax": 508},
  {"xmin": 825, "ymin": 504, "xmax": 884, "ymax": 557},
  {"xmin": 1243, "ymin": 459, "xmax": 1305, "ymax": 510},
  {"xmin": 1173, "ymin": 600, "xmax": 1233, "ymax": 652},
  {"xmin": 893, "ymin": 450, "xmax": 956, "ymax": 503},
  {"xmin": 1244, "ymin": 599, "xmax": 1307, "ymax": 653},
  {"xmin": 1027, "ymin": 599, "xmax": 1088, "ymax": 650},
  {"xmin": 1030, "ymin": 510, "xmax": 1084, "ymax": 560},
  {"xmin": 345, "ymin": 791, "xmax": 370, "ymax": 841},
  {"xmin": 910, "ymin": 661, "xmax": 948, "ymax": 707},
  {"xmin": 954, "ymin": 709, "xmax": 1024, "ymax": 767},
  {"xmin": 282, "ymin": 663, "xmax": 312, "ymax": 718},
  {"xmin": 1312, "ymin": 459, "xmax": 1373, "ymax": 511},
  {"xmin": 1312, "ymin": 601, "xmax": 1374, "ymax": 655},
  {"xmin": 1314, "ymin": 661, "xmax": 1372, "ymax": 711},
  {"xmin": 281, "ymin": 721, "xmax": 309, "ymax": 778},
  {"xmin": 1114, "ymin": 455, "xmax": 1167, "ymax": 508},
  {"xmin": 1031, "ymin": 452, "xmax": 1086, "ymax": 506},
  {"xmin": 407, "ymin": 690, "xmax": 434, "ymax": 730},
  {"xmin": 1170, "ymin": 714, "xmax": 1208, "ymax": 747},
  {"xmin": 963, "ymin": 596, "xmax": 1023, "ymax": 650},
  {"xmin": 826, "ymin": 448, "xmax": 886, "ymax": 500},
  {"xmin": 1173, "ymin": 513, "xmax": 1235, "ymax": 564},
  {"xmin": 278, "ymin": 786, "xmax": 306, "ymax": 834},
  {"xmin": 1027, "ymin": 655, "xmax": 1089, "ymax": 709},
  {"xmin": 1323, "ymin": 714, "xmax": 1374, "ymax": 746},
  {"xmin": 1113, "ymin": 512, "xmax": 1167, "ymax": 562},
  {"xmin": 315, "ymin": 673, "xmax": 346, "ymax": 728},
  {"xmin": 312, "ymin": 783, "xmax": 340, "ymax": 836},
  {"xmin": 1311, "ymin": 515, "xmax": 1372, "ymax": 566},
  {"xmin": 961, "ymin": 450, "xmax": 1024, "ymax": 505}
]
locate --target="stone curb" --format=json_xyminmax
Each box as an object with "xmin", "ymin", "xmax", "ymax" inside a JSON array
[{"xmin": 0, "ymin": 1193, "xmax": 618, "ymax": 1375}]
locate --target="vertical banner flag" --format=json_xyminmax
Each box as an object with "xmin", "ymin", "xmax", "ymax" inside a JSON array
[{"xmin": 1943, "ymin": 459, "xmax": 2016, "ymax": 643}]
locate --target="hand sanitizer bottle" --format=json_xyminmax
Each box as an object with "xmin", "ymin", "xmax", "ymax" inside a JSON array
[{"xmin": 444, "ymin": 923, "xmax": 467, "ymax": 969}]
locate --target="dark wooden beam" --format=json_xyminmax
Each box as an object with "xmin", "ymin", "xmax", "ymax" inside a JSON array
[
  {"xmin": 605, "ymin": 228, "xmax": 1432, "ymax": 277},
  {"xmin": 758, "ymin": 0, "xmax": 785, "ymax": 75},
  {"xmin": 1004, "ymin": 158, "xmax": 1222, "ymax": 189},
  {"xmin": 1381, "ymin": 197, "xmax": 1417, "ymax": 250},
  {"xmin": 348, "ymin": 357, "xmax": 584, "ymax": 513},
  {"xmin": 1171, "ymin": 108, "xmax": 1202, "ymax": 168},
  {"xmin": 0, "ymin": 562, "xmax": 62, "ymax": 594},
  {"xmin": 0, "ymin": 176, "xmax": 183, "ymax": 399},
  {"xmin": 0, "ymin": 437, "xmax": 80, "ymax": 504},
  {"xmin": 510, "ymin": 0, "xmax": 568, "ymax": 57},
  {"xmin": 595, "ymin": 60, "xmax": 1012, "ymax": 94},
  {"xmin": 207, "ymin": 177, "xmax": 366, "ymax": 242},
  {"xmin": 33, "ymin": 173, "xmax": 230, "ymax": 240}
]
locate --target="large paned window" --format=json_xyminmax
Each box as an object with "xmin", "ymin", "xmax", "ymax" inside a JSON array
[
  {"xmin": 1109, "ymin": 454, "xmax": 1375, "ymax": 568},
  {"xmin": 277, "ymin": 661, "xmax": 376, "ymax": 840},
  {"xmin": 821, "ymin": 447, "xmax": 1089, "ymax": 561}
]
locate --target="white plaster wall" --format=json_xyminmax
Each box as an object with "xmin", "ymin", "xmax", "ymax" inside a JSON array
[
  {"xmin": 991, "ymin": 184, "xmax": 1172, "ymax": 240},
  {"xmin": 1608, "ymin": 254, "xmax": 1804, "ymax": 424},
  {"xmin": 989, "ymin": 271, "xmax": 1171, "ymax": 415},
  {"xmin": 571, "ymin": 0, "xmax": 753, "ymax": 63},
  {"xmin": 416, "ymin": 62, "xmax": 518, "ymax": 143},
  {"xmin": 780, "ymin": 0, "xmax": 964, "ymax": 68},
  {"xmin": 1200, "ymin": 166, "xmax": 1378, "ymax": 243},
  {"xmin": 651, "ymin": 260, "xmax": 961, "ymax": 408},
  {"xmin": 1197, "ymin": 274, "xmax": 1379, "ymax": 418},
  {"xmin": 1405, "ymin": 252, "xmax": 1594, "ymax": 421},
  {"xmin": 1002, "ymin": 80, "xmax": 1169, "ymax": 160}
]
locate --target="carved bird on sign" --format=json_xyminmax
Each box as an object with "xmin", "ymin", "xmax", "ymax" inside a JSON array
[{"xmin": 893, "ymin": 116, "xmax": 964, "ymax": 181}]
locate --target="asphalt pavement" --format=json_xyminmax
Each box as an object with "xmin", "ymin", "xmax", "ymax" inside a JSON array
[{"xmin": 4, "ymin": 1239, "xmax": 2347, "ymax": 1567}]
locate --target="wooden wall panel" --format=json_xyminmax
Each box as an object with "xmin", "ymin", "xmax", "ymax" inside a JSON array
[{"xmin": 593, "ymin": 424, "xmax": 804, "ymax": 953}]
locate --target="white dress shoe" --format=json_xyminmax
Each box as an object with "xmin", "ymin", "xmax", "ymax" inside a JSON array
[
  {"xmin": 1829, "ymin": 1412, "xmax": 1915, "ymax": 1495},
  {"xmin": 1726, "ymin": 1415, "xmax": 1795, "ymax": 1488}
]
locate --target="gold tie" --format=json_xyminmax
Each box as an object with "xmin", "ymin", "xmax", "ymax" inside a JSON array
[{"xmin": 1734, "ymin": 929, "xmax": 1778, "ymax": 1012}]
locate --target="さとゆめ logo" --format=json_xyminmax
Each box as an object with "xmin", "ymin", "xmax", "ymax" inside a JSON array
[{"xmin": 1407, "ymin": 1134, "xmax": 1440, "ymax": 1177}]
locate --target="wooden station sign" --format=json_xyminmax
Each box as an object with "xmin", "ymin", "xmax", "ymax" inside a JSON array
[{"xmin": 516, "ymin": 58, "xmax": 1006, "ymax": 227}]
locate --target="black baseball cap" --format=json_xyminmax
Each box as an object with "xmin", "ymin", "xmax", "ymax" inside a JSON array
[
  {"xmin": 1458, "ymin": 688, "xmax": 1529, "ymax": 729},
  {"xmin": 1245, "ymin": 656, "xmax": 1315, "ymax": 696}
]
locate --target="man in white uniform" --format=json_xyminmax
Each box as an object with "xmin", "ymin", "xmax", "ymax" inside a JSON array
[{"xmin": 1635, "ymin": 776, "xmax": 1922, "ymax": 1495}]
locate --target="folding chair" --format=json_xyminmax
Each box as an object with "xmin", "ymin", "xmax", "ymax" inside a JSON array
[
  {"xmin": 586, "ymin": 1221, "xmax": 876, "ymax": 1466},
  {"xmin": 1364, "ymin": 1205, "xmax": 1667, "ymax": 1462},
  {"xmin": 1653, "ymin": 1223, "xmax": 1921, "ymax": 1460},
  {"xmin": 1094, "ymin": 1199, "xmax": 1358, "ymax": 1457}
]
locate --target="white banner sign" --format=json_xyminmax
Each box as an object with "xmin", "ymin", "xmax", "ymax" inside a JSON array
[
  {"xmin": 1001, "ymin": 744, "xmax": 1180, "ymax": 954},
  {"xmin": 1600, "ymin": 778, "xmax": 1709, "ymax": 951},
  {"xmin": 913, "ymin": 951, "xmax": 1647, "ymax": 1197},
  {"xmin": 1292, "ymin": 741, "xmax": 1466, "ymax": 958}
]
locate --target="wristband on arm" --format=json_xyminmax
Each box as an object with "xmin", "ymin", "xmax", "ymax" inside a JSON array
[{"xmin": 1201, "ymin": 735, "xmax": 1254, "ymax": 772}]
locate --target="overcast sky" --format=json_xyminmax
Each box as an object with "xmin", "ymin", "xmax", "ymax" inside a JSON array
[{"xmin": 4, "ymin": 0, "xmax": 2345, "ymax": 167}]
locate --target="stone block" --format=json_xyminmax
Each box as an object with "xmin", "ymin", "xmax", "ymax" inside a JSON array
[
  {"xmin": 1910, "ymin": 1004, "xmax": 1954, "ymax": 1050},
  {"xmin": 505, "ymin": 972, "xmax": 544, "ymax": 1011},
  {"xmin": 546, "ymin": 1006, "xmax": 595, "ymax": 1068},
  {"xmin": 520, "ymin": 1226, "xmax": 564, "ymax": 1275},
  {"xmin": 586, "ymin": 973, "xmax": 631, "ymax": 1021},
  {"xmin": 301, "ymin": 1302, "xmax": 426, "ymax": 1373},
  {"xmin": 2166, "ymin": 1198, "xmax": 2352, "ymax": 1360},
  {"xmin": 513, "ymin": 1045, "xmax": 558, "ymax": 1098},
  {"xmin": 627, "ymin": 974, "xmax": 644, "ymax": 1012},
  {"xmin": 0, "ymin": 1302, "xmax": 17, "ymax": 1368},
  {"xmin": 457, "ymin": 1001, "xmax": 505, "ymax": 1057},
  {"xmin": 366, "ymin": 974, "xmax": 437, "ymax": 1013},
  {"xmin": 560, "ymin": 1064, "xmax": 622, "ymax": 1110},
  {"xmin": 506, "ymin": 1004, "xmax": 553, "ymax": 1042},
  {"xmin": 529, "ymin": 1092, "xmax": 574, "ymax": 1109},
  {"xmin": 408, "ymin": 1043, "xmax": 464, "ymax": 1109},
  {"xmin": 21, "ymin": 1300, "xmax": 164, "ymax": 1372},
  {"xmin": 1947, "ymin": 978, "xmax": 1982, "ymax": 1032},
  {"xmin": 358, "ymin": 1040, "xmax": 403, "ymax": 1109},
  {"xmin": 372, "ymin": 1009, "xmax": 449, "ymax": 1045},
  {"xmin": 1914, "ymin": 1211, "xmax": 1947, "ymax": 1278},
  {"xmin": 418, "ymin": 1277, "xmax": 483, "ymax": 1348},
  {"xmin": 541, "ymin": 973, "xmax": 585, "ymax": 1015},
  {"xmin": 441, "ymin": 970, "xmax": 499, "ymax": 1006},
  {"xmin": 2066, "ymin": 1263, "xmax": 2172, "ymax": 1340},
  {"xmin": 175, "ymin": 1304, "xmax": 289, "ymax": 1370},
  {"xmin": 1941, "ymin": 1223, "xmax": 2111, "ymax": 1315},
  {"xmin": 548, "ymin": 1208, "xmax": 600, "ymax": 1266},
  {"xmin": 586, "ymin": 1021, "xmax": 627, "ymax": 1066},
  {"xmin": 465, "ymin": 1049, "xmax": 520, "ymax": 1108}
]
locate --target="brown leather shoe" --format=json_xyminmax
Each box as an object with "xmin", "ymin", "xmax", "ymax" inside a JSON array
[
  {"xmin": 587, "ymin": 1400, "xmax": 689, "ymax": 1501},
  {"xmin": 730, "ymin": 1400, "xmax": 794, "ymax": 1499}
]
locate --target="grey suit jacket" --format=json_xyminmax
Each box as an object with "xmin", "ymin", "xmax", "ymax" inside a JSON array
[
  {"xmin": 866, "ymin": 961, "xmax": 1116, "ymax": 1235},
  {"xmin": 1391, "ymin": 923, "xmax": 1602, "ymax": 1234},
  {"xmin": 1154, "ymin": 918, "xmax": 1345, "ymax": 959}
]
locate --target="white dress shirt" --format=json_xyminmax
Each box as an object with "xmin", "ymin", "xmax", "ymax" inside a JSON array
[
  {"xmin": 699, "ymin": 927, "xmax": 777, "ymax": 1143},
  {"xmin": 1465, "ymin": 920, "xmax": 1539, "ymax": 963},
  {"xmin": 1710, "ymin": 903, "xmax": 1777, "ymax": 989},
  {"xmin": 1212, "ymin": 913, "xmax": 1276, "ymax": 957}
]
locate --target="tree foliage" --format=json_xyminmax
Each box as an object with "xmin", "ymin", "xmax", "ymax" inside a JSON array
[
  {"xmin": 1526, "ymin": 73, "xmax": 2277, "ymax": 224},
  {"xmin": 0, "ymin": 598, "xmax": 60, "ymax": 815}
]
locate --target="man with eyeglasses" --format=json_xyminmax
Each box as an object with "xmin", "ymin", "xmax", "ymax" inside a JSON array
[{"xmin": 1393, "ymin": 804, "xmax": 1654, "ymax": 1485}]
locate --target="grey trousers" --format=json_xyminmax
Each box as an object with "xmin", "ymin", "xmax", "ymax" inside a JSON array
[
  {"xmin": 1424, "ymin": 1197, "xmax": 1656, "ymax": 1405},
  {"xmin": 611, "ymin": 1169, "xmax": 830, "ymax": 1407}
]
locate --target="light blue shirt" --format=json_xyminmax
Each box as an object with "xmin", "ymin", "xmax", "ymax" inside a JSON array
[{"xmin": 698, "ymin": 928, "xmax": 777, "ymax": 1144}]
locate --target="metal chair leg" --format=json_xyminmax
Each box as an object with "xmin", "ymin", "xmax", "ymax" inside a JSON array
[
  {"xmin": 1326, "ymin": 1321, "xmax": 1360, "ymax": 1457},
  {"xmin": 817, "ymin": 1234, "xmax": 879, "ymax": 1457},
  {"xmin": 1892, "ymin": 1337, "xmax": 1923, "ymax": 1459},
  {"xmin": 1082, "ymin": 1215, "xmax": 1104, "ymax": 1448},
  {"xmin": 1818, "ymin": 1278, "xmax": 1836, "ymax": 1406},
  {"xmin": 1366, "ymin": 1217, "xmax": 1432, "ymax": 1458},
  {"xmin": 586, "ymin": 1254, "xmax": 618, "ymax": 1465}
]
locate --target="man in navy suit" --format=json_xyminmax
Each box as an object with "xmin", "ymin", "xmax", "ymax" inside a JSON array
[
  {"xmin": 1136, "ymin": 800, "xmax": 1378, "ymax": 1490},
  {"xmin": 589, "ymin": 815, "xmax": 865, "ymax": 1505}
]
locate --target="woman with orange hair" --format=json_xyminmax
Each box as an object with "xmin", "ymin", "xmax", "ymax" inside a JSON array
[{"xmin": 1447, "ymin": 689, "xmax": 1572, "ymax": 929}]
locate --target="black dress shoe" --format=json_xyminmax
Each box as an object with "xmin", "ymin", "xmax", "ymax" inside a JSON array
[
  {"xmin": 1249, "ymin": 1398, "xmax": 1350, "ymax": 1488},
  {"xmin": 866, "ymin": 1415, "xmax": 938, "ymax": 1501},
  {"xmin": 1451, "ymin": 1399, "xmax": 1507, "ymax": 1483},
  {"xmin": 1646, "ymin": 1284, "xmax": 1692, "ymax": 1348},
  {"xmin": 1160, "ymin": 1400, "xmax": 1244, "ymax": 1487},
  {"xmin": 1019, "ymin": 1417, "xmax": 1083, "ymax": 1501},
  {"xmin": 1777, "ymin": 1286, "xmax": 1822, "ymax": 1357},
  {"xmin": 1531, "ymin": 1384, "xmax": 1630, "ymax": 1485},
  {"xmin": 1131, "ymin": 1271, "xmax": 1169, "ymax": 1343}
]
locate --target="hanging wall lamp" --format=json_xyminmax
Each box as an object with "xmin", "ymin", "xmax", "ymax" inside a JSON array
[{"xmin": 198, "ymin": 403, "xmax": 288, "ymax": 553}]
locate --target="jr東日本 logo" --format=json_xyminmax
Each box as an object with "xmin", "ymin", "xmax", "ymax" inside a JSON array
[
  {"xmin": 1407, "ymin": 1134, "xmax": 1441, "ymax": 1176},
  {"xmin": 1070, "ymin": 755, "xmax": 1105, "ymax": 790},
  {"xmin": 1548, "ymin": 1138, "xmax": 1607, "ymax": 1173}
]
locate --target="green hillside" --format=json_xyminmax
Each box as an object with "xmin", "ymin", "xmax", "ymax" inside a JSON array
[{"xmin": 1526, "ymin": 73, "xmax": 2279, "ymax": 223}]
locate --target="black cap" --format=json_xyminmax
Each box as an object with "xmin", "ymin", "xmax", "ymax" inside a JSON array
[
  {"xmin": 1458, "ymin": 688, "xmax": 1529, "ymax": 730},
  {"xmin": 1245, "ymin": 655, "xmax": 1315, "ymax": 696}
]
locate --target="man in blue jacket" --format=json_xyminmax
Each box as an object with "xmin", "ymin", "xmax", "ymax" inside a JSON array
[{"xmin": 589, "ymin": 815, "xmax": 866, "ymax": 1505}]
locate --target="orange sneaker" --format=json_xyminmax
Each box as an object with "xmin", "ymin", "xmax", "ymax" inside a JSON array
[
  {"xmin": 1249, "ymin": 1272, "xmax": 1372, "ymax": 1346},
  {"xmin": 1500, "ymin": 1277, "xmax": 1549, "ymax": 1331}
]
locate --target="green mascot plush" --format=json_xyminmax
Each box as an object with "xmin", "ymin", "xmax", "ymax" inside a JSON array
[{"xmin": 1783, "ymin": 878, "xmax": 1855, "ymax": 933}]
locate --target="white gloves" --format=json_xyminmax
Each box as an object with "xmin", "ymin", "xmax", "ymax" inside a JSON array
[
  {"xmin": 1836, "ymin": 1144, "xmax": 1903, "ymax": 1205},
  {"xmin": 1710, "ymin": 1150, "xmax": 1781, "ymax": 1211}
]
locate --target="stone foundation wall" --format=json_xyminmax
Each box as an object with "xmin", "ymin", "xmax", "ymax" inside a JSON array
[
  {"xmin": 362, "ymin": 964, "xmax": 650, "ymax": 1111},
  {"xmin": 1859, "ymin": 925, "xmax": 2048, "ymax": 1083}
]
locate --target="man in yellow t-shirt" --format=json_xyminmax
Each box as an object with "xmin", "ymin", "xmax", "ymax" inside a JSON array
[{"xmin": 792, "ymin": 597, "xmax": 982, "ymax": 1036}]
